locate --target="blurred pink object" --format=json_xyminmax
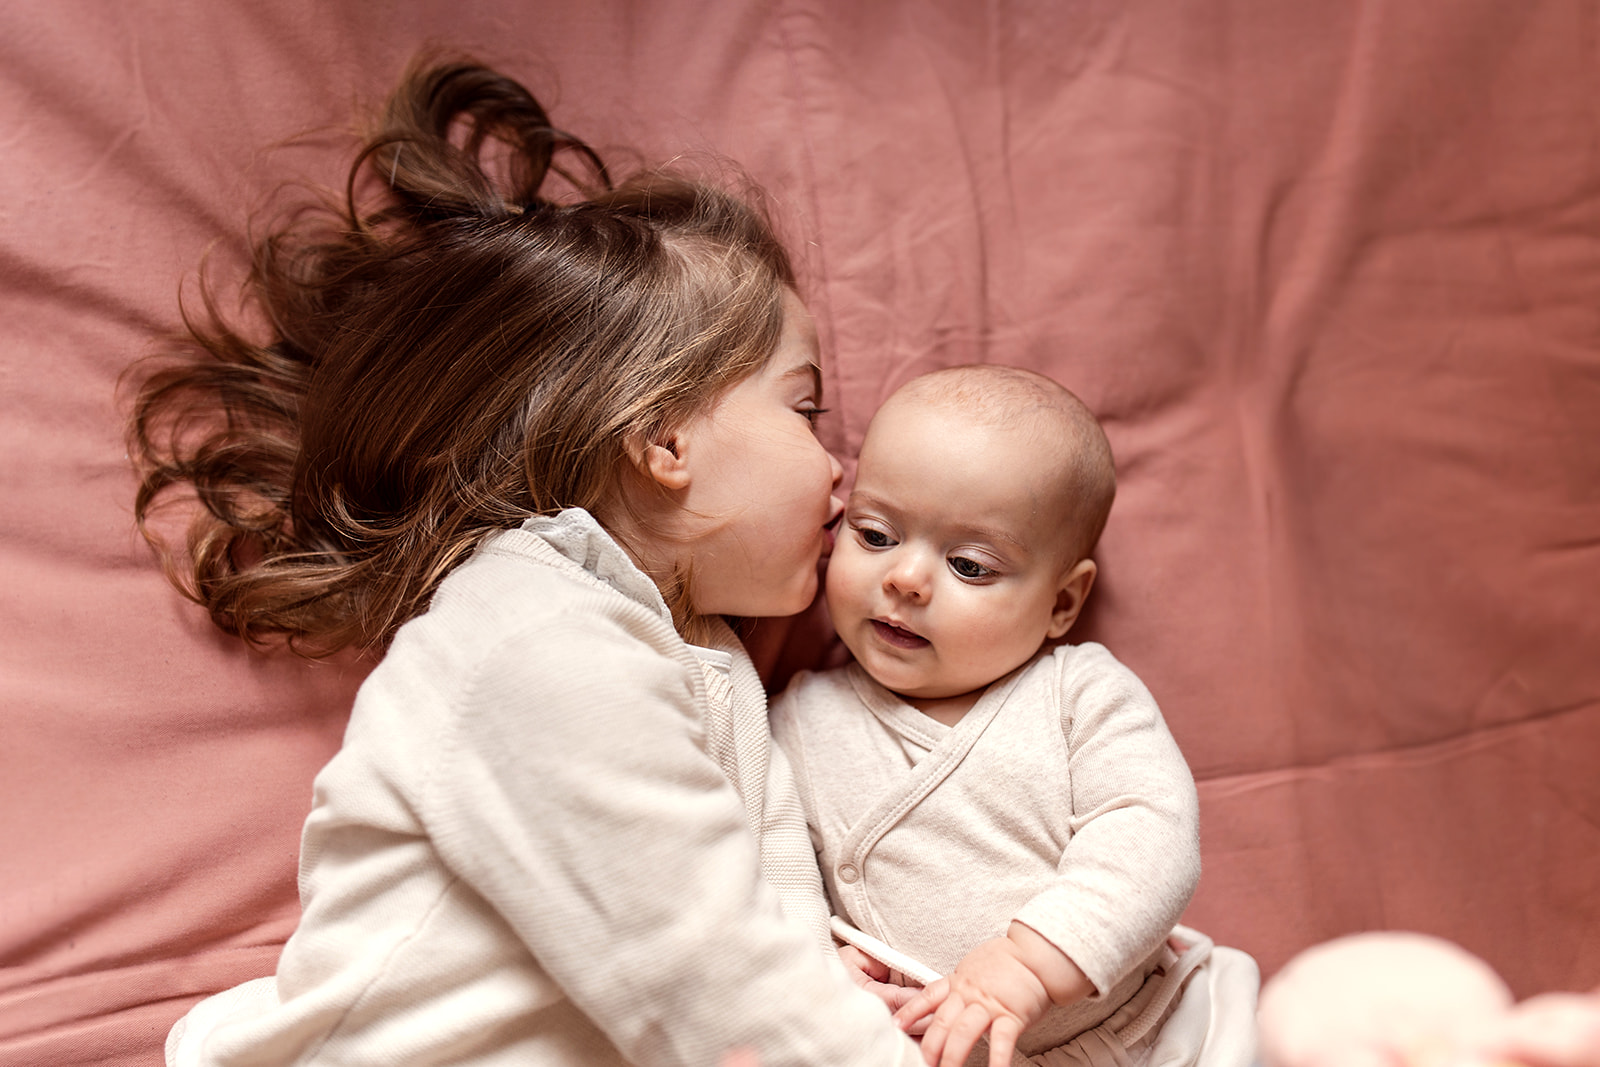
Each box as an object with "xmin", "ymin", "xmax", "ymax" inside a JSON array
[
  {"xmin": 1476, "ymin": 992, "xmax": 1600, "ymax": 1067},
  {"xmin": 1258, "ymin": 933, "xmax": 1600, "ymax": 1067}
]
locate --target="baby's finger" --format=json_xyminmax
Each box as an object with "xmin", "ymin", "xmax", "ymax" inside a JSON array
[
  {"xmin": 917, "ymin": 1013, "xmax": 949, "ymax": 1065},
  {"xmin": 894, "ymin": 978, "xmax": 949, "ymax": 1031},
  {"xmin": 916, "ymin": 995, "xmax": 960, "ymax": 1066},
  {"xmin": 938, "ymin": 1003, "xmax": 996, "ymax": 1067},
  {"xmin": 986, "ymin": 1016, "xmax": 1022, "ymax": 1067},
  {"xmin": 874, "ymin": 983, "xmax": 922, "ymax": 1014}
]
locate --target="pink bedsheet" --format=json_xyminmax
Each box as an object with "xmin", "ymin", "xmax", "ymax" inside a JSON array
[{"xmin": 3, "ymin": 2, "xmax": 1597, "ymax": 1064}]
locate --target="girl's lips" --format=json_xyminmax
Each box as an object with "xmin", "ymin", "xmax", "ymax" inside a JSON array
[
  {"xmin": 822, "ymin": 512, "xmax": 842, "ymax": 555},
  {"xmin": 870, "ymin": 619, "xmax": 929, "ymax": 650}
]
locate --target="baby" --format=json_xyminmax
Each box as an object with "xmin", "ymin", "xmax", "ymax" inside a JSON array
[{"xmin": 770, "ymin": 365, "xmax": 1213, "ymax": 1067}]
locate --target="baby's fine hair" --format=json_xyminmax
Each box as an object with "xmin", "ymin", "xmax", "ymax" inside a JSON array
[
  {"xmin": 898, "ymin": 365, "xmax": 1116, "ymax": 562},
  {"xmin": 129, "ymin": 55, "xmax": 796, "ymax": 653}
]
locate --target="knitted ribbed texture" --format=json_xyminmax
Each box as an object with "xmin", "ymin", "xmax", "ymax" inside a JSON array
[
  {"xmin": 169, "ymin": 510, "xmax": 917, "ymax": 1067},
  {"xmin": 695, "ymin": 639, "xmax": 837, "ymax": 958}
]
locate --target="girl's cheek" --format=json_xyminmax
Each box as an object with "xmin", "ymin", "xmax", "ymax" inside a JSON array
[{"xmin": 816, "ymin": 451, "xmax": 839, "ymax": 496}]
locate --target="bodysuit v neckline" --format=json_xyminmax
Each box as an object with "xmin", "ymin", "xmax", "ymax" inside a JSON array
[
  {"xmin": 844, "ymin": 661, "xmax": 1028, "ymax": 759},
  {"xmin": 838, "ymin": 660, "xmax": 1031, "ymax": 830}
]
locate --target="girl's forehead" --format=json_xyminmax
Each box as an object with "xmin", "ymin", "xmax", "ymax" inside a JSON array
[
  {"xmin": 760, "ymin": 340, "xmax": 822, "ymax": 391},
  {"xmin": 751, "ymin": 292, "xmax": 820, "ymax": 384}
]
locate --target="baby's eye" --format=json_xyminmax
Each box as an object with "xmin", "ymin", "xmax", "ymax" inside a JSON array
[
  {"xmin": 948, "ymin": 556, "xmax": 993, "ymax": 580},
  {"xmin": 859, "ymin": 527, "xmax": 894, "ymax": 548}
]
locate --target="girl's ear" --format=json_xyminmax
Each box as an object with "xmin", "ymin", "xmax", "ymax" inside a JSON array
[
  {"xmin": 1046, "ymin": 558, "xmax": 1098, "ymax": 639},
  {"xmin": 641, "ymin": 435, "xmax": 691, "ymax": 491}
]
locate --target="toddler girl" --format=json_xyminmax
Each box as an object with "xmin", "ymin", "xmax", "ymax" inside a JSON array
[{"xmin": 132, "ymin": 56, "xmax": 918, "ymax": 1067}]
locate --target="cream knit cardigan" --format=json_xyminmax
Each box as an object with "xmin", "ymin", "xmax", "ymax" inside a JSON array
[{"xmin": 168, "ymin": 509, "xmax": 918, "ymax": 1067}]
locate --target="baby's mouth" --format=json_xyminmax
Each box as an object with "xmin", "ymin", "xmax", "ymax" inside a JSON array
[{"xmin": 871, "ymin": 619, "xmax": 929, "ymax": 649}]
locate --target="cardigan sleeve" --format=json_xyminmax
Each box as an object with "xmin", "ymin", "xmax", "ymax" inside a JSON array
[
  {"xmin": 1011, "ymin": 644, "xmax": 1201, "ymax": 995},
  {"xmin": 420, "ymin": 608, "xmax": 916, "ymax": 1067},
  {"xmin": 767, "ymin": 677, "xmax": 825, "ymax": 851}
]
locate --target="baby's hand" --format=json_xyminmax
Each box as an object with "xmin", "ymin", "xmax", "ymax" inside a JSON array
[
  {"xmin": 838, "ymin": 943, "xmax": 922, "ymax": 1015},
  {"xmin": 893, "ymin": 923, "xmax": 1091, "ymax": 1067}
]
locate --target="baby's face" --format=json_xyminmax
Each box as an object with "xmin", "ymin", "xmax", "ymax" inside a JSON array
[{"xmin": 826, "ymin": 394, "xmax": 1084, "ymax": 704}]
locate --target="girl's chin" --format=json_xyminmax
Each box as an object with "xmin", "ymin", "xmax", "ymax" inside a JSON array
[
  {"xmin": 717, "ymin": 574, "xmax": 816, "ymax": 620},
  {"xmin": 775, "ymin": 572, "xmax": 819, "ymax": 616}
]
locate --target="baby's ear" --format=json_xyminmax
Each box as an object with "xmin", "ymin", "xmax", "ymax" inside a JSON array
[{"xmin": 1047, "ymin": 558, "xmax": 1098, "ymax": 639}]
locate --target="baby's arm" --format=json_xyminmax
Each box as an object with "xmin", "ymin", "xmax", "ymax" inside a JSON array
[
  {"xmin": 902, "ymin": 647, "xmax": 1199, "ymax": 1067},
  {"xmin": 1010, "ymin": 646, "xmax": 1200, "ymax": 996},
  {"xmin": 895, "ymin": 921, "xmax": 1093, "ymax": 1067}
]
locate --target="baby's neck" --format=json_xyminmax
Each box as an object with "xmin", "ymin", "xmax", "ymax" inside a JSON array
[{"xmin": 906, "ymin": 689, "xmax": 983, "ymax": 728}]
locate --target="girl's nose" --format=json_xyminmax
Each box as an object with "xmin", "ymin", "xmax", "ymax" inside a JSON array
[{"xmin": 827, "ymin": 449, "xmax": 844, "ymax": 489}]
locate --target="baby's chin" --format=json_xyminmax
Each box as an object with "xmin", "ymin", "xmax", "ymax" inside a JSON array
[
  {"xmin": 843, "ymin": 646, "xmax": 1004, "ymax": 704},
  {"xmin": 871, "ymin": 670, "xmax": 989, "ymax": 707},
  {"xmin": 849, "ymin": 660, "xmax": 939, "ymax": 701}
]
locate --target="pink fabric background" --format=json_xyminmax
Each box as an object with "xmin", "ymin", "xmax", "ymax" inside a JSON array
[{"xmin": 3, "ymin": 2, "xmax": 1598, "ymax": 1064}]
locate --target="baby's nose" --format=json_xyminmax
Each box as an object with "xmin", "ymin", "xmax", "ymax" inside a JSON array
[{"xmin": 884, "ymin": 555, "xmax": 931, "ymax": 599}]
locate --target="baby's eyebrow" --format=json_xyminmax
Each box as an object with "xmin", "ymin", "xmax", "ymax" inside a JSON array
[
  {"xmin": 847, "ymin": 489, "xmax": 893, "ymax": 512},
  {"xmin": 953, "ymin": 522, "xmax": 1028, "ymax": 552},
  {"xmin": 849, "ymin": 492, "xmax": 1026, "ymax": 552}
]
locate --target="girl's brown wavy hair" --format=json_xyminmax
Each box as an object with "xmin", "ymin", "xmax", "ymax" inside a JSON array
[{"xmin": 129, "ymin": 55, "xmax": 796, "ymax": 654}]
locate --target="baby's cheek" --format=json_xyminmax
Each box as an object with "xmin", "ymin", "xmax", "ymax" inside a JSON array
[
  {"xmin": 821, "ymin": 557, "xmax": 848, "ymax": 610},
  {"xmin": 825, "ymin": 550, "xmax": 867, "ymax": 610},
  {"xmin": 971, "ymin": 603, "xmax": 1026, "ymax": 649}
]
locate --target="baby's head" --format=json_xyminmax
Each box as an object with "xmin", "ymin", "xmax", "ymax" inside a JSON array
[{"xmin": 826, "ymin": 365, "xmax": 1115, "ymax": 706}]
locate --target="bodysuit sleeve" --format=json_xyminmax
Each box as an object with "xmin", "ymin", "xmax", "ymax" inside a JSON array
[
  {"xmin": 1011, "ymin": 644, "xmax": 1201, "ymax": 995},
  {"xmin": 422, "ymin": 610, "xmax": 917, "ymax": 1067}
]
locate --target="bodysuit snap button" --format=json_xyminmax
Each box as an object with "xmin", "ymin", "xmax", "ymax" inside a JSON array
[{"xmin": 838, "ymin": 863, "xmax": 859, "ymax": 883}]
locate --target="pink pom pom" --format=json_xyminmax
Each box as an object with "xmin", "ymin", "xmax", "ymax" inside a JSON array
[{"xmin": 1258, "ymin": 932, "xmax": 1513, "ymax": 1067}]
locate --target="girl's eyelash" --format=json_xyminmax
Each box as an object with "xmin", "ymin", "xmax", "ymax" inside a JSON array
[{"xmin": 803, "ymin": 406, "xmax": 830, "ymax": 424}]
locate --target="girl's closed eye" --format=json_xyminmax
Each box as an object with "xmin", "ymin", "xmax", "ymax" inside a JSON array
[{"xmin": 801, "ymin": 405, "xmax": 830, "ymax": 426}]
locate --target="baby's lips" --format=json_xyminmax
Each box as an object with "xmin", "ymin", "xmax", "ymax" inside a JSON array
[{"xmin": 870, "ymin": 618, "xmax": 929, "ymax": 648}]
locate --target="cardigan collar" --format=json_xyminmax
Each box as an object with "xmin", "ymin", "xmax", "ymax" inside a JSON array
[{"xmin": 517, "ymin": 508, "xmax": 672, "ymax": 624}]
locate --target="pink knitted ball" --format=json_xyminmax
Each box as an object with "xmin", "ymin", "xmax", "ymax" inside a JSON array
[{"xmin": 1258, "ymin": 932, "xmax": 1514, "ymax": 1067}]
